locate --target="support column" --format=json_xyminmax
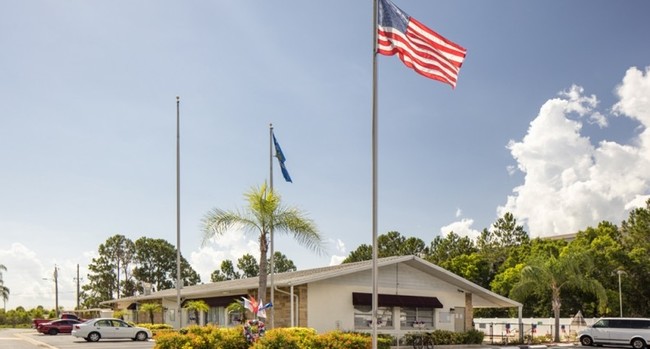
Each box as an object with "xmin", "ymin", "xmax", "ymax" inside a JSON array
[{"xmin": 465, "ymin": 292, "xmax": 473, "ymax": 330}]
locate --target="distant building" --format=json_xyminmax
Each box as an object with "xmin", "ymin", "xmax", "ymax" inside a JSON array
[{"xmin": 542, "ymin": 233, "xmax": 577, "ymax": 242}]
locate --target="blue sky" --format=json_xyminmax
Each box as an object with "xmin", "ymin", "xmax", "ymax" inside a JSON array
[{"xmin": 2, "ymin": 0, "xmax": 650, "ymax": 310}]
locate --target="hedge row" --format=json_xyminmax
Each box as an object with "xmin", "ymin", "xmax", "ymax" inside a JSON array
[
  {"xmin": 153, "ymin": 326, "xmax": 392, "ymax": 349},
  {"xmin": 402, "ymin": 329, "xmax": 484, "ymax": 346}
]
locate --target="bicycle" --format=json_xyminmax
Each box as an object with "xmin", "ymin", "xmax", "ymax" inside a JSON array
[{"xmin": 411, "ymin": 331, "xmax": 434, "ymax": 349}]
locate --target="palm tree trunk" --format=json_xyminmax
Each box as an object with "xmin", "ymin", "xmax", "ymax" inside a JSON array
[
  {"xmin": 552, "ymin": 288, "xmax": 561, "ymax": 342},
  {"xmin": 258, "ymin": 231, "xmax": 269, "ymax": 309}
]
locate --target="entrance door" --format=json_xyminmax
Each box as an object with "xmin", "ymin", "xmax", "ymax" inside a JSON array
[{"xmin": 454, "ymin": 307, "xmax": 465, "ymax": 332}]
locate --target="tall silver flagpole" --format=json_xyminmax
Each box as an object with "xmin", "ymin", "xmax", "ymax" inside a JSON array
[
  {"xmin": 176, "ymin": 96, "xmax": 182, "ymax": 329},
  {"xmin": 269, "ymin": 123, "xmax": 275, "ymax": 329},
  {"xmin": 371, "ymin": 0, "xmax": 379, "ymax": 348}
]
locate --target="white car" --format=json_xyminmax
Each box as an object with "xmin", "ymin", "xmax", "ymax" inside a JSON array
[{"xmin": 71, "ymin": 318, "xmax": 152, "ymax": 342}]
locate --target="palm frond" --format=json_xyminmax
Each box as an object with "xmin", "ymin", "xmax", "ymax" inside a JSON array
[{"xmin": 200, "ymin": 208, "xmax": 261, "ymax": 246}]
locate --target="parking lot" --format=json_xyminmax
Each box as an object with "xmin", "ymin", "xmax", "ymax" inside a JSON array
[{"xmin": 11, "ymin": 329, "xmax": 155, "ymax": 349}]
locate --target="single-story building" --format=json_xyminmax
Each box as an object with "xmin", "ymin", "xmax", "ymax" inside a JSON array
[{"xmin": 103, "ymin": 255, "xmax": 523, "ymax": 338}]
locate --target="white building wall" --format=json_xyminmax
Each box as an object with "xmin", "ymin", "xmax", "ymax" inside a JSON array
[
  {"xmin": 307, "ymin": 263, "xmax": 470, "ymax": 334},
  {"xmin": 162, "ymin": 298, "xmax": 187, "ymax": 328}
]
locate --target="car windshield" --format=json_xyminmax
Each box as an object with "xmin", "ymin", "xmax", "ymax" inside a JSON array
[{"xmin": 593, "ymin": 320, "xmax": 608, "ymax": 328}]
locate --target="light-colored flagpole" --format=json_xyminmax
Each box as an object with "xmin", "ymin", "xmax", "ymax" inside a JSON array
[
  {"xmin": 176, "ymin": 96, "xmax": 182, "ymax": 329},
  {"xmin": 269, "ymin": 123, "xmax": 275, "ymax": 329},
  {"xmin": 371, "ymin": 0, "xmax": 379, "ymax": 348}
]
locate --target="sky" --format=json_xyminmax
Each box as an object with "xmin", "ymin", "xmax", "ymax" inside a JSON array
[{"xmin": 1, "ymin": 0, "xmax": 650, "ymax": 311}]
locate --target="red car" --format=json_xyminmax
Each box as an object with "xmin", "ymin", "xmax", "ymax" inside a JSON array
[{"xmin": 37, "ymin": 319, "xmax": 82, "ymax": 335}]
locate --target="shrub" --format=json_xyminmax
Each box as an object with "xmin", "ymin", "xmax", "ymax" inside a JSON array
[
  {"xmin": 250, "ymin": 327, "xmax": 318, "ymax": 349},
  {"xmin": 154, "ymin": 325, "xmax": 247, "ymax": 349},
  {"xmin": 403, "ymin": 329, "xmax": 484, "ymax": 346},
  {"xmin": 311, "ymin": 331, "xmax": 391, "ymax": 349},
  {"xmin": 154, "ymin": 331, "xmax": 192, "ymax": 349},
  {"xmin": 138, "ymin": 323, "xmax": 173, "ymax": 330},
  {"xmin": 461, "ymin": 329, "xmax": 485, "ymax": 344}
]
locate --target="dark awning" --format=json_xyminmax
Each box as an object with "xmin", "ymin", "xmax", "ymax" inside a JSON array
[
  {"xmin": 127, "ymin": 303, "xmax": 138, "ymax": 310},
  {"xmin": 352, "ymin": 292, "xmax": 443, "ymax": 308}
]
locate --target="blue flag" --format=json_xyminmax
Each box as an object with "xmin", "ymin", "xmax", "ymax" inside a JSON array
[{"xmin": 273, "ymin": 134, "xmax": 292, "ymax": 183}]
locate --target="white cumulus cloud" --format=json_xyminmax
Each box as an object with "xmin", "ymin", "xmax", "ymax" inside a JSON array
[
  {"xmin": 499, "ymin": 67, "xmax": 650, "ymax": 237},
  {"xmin": 190, "ymin": 226, "xmax": 260, "ymax": 283},
  {"xmin": 328, "ymin": 239, "xmax": 346, "ymax": 266},
  {"xmin": 439, "ymin": 218, "xmax": 481, "ymax": 240}
]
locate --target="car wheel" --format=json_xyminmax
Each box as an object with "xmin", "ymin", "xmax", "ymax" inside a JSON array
[
  {"xmin": 48, "ymin": 328, "xmax": 58, "ymax": 335},
  {"xmin": 631, "ymin": 338, "xmax": 646, "ymax": 349},
  {"xmin": 135, "ymin": 331, "xmax": 148, "ymax": 341},
  {"xmin": 88, "ymin": 332, "xmax": 101, "ymax": 342},
  {"xmin": 580, "ymin": 336, "xmax": 594, "ymax": 346}
]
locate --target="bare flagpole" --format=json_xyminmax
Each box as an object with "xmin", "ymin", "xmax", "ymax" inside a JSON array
[
  {"xmin": 371, "ymin": 0, "xmax": 379, "ymax": 348},
  {"xmin": 176, "ymin": 96, "xmax": 182, "ymax": 329},
  {"xmin": 269, "ymin": 123, "xmax": 275, "ymax": 329}
]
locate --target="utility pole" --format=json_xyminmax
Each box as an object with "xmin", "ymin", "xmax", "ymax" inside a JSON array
[
  {"xmin": 54, "ymin": 265, "xmax": 59, "ymax": 318},
  {"xmin": 42, "ymin": 265, "xmax": 60, "ymax": 317},
  {"xmin": 74, "ymin": 264, "xmax": 83, "ymax": 310}
]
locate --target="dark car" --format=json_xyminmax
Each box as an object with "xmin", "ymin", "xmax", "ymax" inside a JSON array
[{"xmin": 37, "ymin": 319, "xmax": 82, "ymax": 335}]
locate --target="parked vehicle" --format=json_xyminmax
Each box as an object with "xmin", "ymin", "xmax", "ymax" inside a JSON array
[
  {"xmin": 32, "ymin": 313, "xmax": 85, "ymax": 329},
  {"xmin": 36, "ymin": 319, "xmax": 82, "ymax": 335},
  {"xmin": 578, "ymin": 317, "xmax": 650, "ymax": 349},
  {"xmin": 71, "ymin": 318, "xmax": 151, "ymax": 342}
]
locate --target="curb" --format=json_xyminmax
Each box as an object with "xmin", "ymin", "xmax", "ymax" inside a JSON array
[{"xmin": 15, "ymin": 332, "xmax": 59, "ymax": 349}]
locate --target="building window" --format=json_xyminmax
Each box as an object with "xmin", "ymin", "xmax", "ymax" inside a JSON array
[
  {"xmin": 401, "ymin": 307, "xmax": 434, "ymax": 329},
  {"xmin": 354, "ymin": 305, "xmax": 393, "ymax": 329},
  {"xmin": 228, "ymin": 310, "xmax": 243, "ymax": 325}
]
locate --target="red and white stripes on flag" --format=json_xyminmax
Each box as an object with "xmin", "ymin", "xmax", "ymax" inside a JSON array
[{"xmin": 377, "ymin": 0, "xmax": 467, "ymax": 88}]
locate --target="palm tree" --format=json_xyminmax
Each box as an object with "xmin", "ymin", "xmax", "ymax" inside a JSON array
[
  {"xmin": 201, "ymin": 183, "xmax": 324, "ymax": 304},
  {"xmin": 226, "ymin": 300, "xmax": 246, "ymax": 323},
  {"xmin": 139, "ymin": 302, "xmax": 163, "ymax": 324},
  {"xmin": 0, "ymin": 264, "xmax": 9, "ymax": 308},
  {"xmin": 183, "ymin": 300, "xmax": 209, "ymax": 325},
  {"xmin": 510, "ymin": 250, "xmax": 607, "ymax": 342}
]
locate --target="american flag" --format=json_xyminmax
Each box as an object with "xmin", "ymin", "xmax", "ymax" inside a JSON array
[{"xmin": 377, "ymin": 0, "xmax": 467, "ymax": 88}]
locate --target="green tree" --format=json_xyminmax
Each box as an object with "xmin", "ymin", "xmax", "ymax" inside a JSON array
[
  {"xmin": 477, "ymin": 213, "xmax": 530, "ymax": 281},
  {"xmin": 202, "ymin": 183, "xmax": 323, "ymax": 304},
  {"xmin": 427, "ymin": 231, "xmax": 477, "ymax": 265},
  {"xmin": 211, "ymin": 252, "xmax": 296, "ymax": 282},
  {"xmin": 566, "ymin": 222, "xmax": 627, "ymax": 316},
  {"xmin": 132, "ymin": 237, "xmax": 201, "ymax": 292},
  {"xmin": 83, "ymin": 236, "xmax": 200, "ymax": 308},
  {"xmin": 139, "ymin": 302, "xmax": 163, "ymax": 324},
  {"xmin": 343, "ymin": 231, "xmax": 427, "ymax": 263},
  {"xmin": 238, "ymin": 254, "xmax": 259, "ymax": 278},
  {"xmin": 270, "ymin": 252, "xmax": 297, "ymax": 273},
  {"xmin": 210, "ymin": 270, "xmax": 227, "ymax": 282},
  {"xmin": 100, "ymin": 234, "xmax": 135, "ymax": 299},
  {"xmin": 510, "ymin": 249, "xmax": 607, "ymax": 342},
  {"xmin": 82, "ymin": 254, "xmax": 117, "ymax": 307},
  {"xmin": 620, "ymin": 199, "xmax": 650, "ymax": 317},
  {"xmin": 183, "ymin": 300, "xmax": 209, "ymax": 325},
  {"xmin": 342, "ymin": 244, "xmax": 372, "ymax": 263},
  {"xmin": 211, "ymin": 259, "xmax": 241, "ymax": 282}
]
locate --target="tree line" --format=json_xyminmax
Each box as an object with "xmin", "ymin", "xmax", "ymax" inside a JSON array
[
  {"xmin": 80, "ymin": 235, "xmax": 300, "ymax": 309},
  {"xmin": 344, "ymin": 199, "xmax": 650, "ymax": 322}
]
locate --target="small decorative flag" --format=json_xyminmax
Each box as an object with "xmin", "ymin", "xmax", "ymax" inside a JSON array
[
  {"xmin": 273, "ymin": 134, "xmax": 293, "ymax": 183},
  {"xmin": 243, "ymin": 296, "xmax": 259, "ymax": 313},
  {"xmin": 256, "ymin": 300, "xmax": 273, "ymax": 318},
  {"xmin": 377, "ymin": 0, "xmax": 467, "ymax": 88}
]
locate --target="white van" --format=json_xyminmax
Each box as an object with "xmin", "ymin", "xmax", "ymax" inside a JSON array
[{"xmin": 579, "ymin": 318, "xmax": 650, "ymax": 349}]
